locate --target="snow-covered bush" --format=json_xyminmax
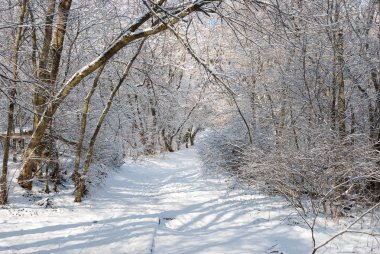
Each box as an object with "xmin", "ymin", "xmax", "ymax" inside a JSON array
[
  {"xmin": 197, "ymin": 121, "xmax": 251, "ymax": 177},
  {"xmin": 240, "ymin": 131, "xmax": 380, "ymax": 217},
  {"xmin": 199, "ymin": 120, "xmax": 380, "ymax": 218}
]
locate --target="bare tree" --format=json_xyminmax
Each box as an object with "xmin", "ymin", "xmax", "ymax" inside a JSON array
[{"xmin": 0, "ymin": 0, "xmax": 27, "ymax": 204}]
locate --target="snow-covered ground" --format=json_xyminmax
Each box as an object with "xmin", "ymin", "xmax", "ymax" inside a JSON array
[{"xmin": 0, "ymin": 147, "xmax": 379, "ymax": 253}]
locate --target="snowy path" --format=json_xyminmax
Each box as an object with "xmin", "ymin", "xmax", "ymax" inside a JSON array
[{"xmin": 0, "ymin": 148, "xmax": 378, "ymax": 253}]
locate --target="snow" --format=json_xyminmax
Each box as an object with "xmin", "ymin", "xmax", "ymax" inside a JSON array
[{"xmin": 1, "ymin": 147, "xmax": 379, "ymax": 253}]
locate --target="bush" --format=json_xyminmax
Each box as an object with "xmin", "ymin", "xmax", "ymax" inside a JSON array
[{"xmin": 199, "ymin": 125, "xmax": 380, "ymax": 218}]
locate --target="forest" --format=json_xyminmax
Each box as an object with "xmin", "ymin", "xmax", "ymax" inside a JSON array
[{"xmin": 1, "ymin": 0, "xmax": 380, "ymax": 253}]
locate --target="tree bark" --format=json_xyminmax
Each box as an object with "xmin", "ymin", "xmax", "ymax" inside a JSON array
[
  {"xmin": 75, "ymin": 40, "xmax": 145, "ymax": 202},
  {"xmin": 190, "ymin": 127, "xmax": 201, "ymax": 146},
  {"xmin": 369, "ymin": 0, "xmax": 380, "ymax": 144},
  {"xmin": 28, "ymin": 0, "xmax": 57, "ymax": 181},
  {"xmin": 336, "ymin": 28, "xmax": 346, "ymax": 138},
  {"xmin": 0, "ymin": 0, "xmax": 27, "ymax": 204},
  {"xmin": 72, "ymin": 64, "xmax": 105, "ymax": 184},
  {"xmin": 33, "ymin": 0, "xmax": 56, "ymax": 129},
  {"xmin": 19, "ymin": 0, "xmax": 73, "ymax": 189},
  {"xmin": 161, "ymin": 129, "xmax": 175, "ymax": 152}
]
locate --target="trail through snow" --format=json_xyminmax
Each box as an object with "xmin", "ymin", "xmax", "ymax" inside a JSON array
[{"xmin": 0, "ymin": 147, "xmax": 378, "ymax": 253}]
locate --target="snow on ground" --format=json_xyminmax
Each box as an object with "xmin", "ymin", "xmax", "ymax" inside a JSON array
[{"xmin": 1, "ymin": 147, "xmax": 379, "ymax": 253}]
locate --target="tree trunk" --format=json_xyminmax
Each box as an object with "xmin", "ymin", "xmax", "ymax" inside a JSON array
[
  {"xmin": 370, "ymin": 70, "xmax": 380, "ymax": 146},
  {"xmin": 327, "ymin": 1, "xmax": 346, "ymax": 138},
  {"xmin": 1, "ymin": 89, "xmax": 16, "ymax": 204},
  {"xmin": 72, "ymin": 64, "xmax": 105, "ymax": 184},
  {"xmin": 336, "ymin": 28, "xmax": 346, "ymax": 138},
  {"xmin": 19, "ymin": 0, "xmax": 73, "ymax": 189},
  {"xmin": 50, "ymin": 0, "xmax": 72, "ymax": 83},
  {"xmin": 190, "ymin": 127, "xmax": 201, "ymax": 146},
  {"xmin": 29, "ymin": 0, "xmax": 57, "ymax": 183},
  {"xmin": 33, "ymin": 0, "xmax": 56, "ymax": 129},
  {"xmin": 1, "ymin": 0, "xmax": 27, "ymax": 204},
  {"xmin": 369, "ymin": 1, "xmax": 380, "ymax": 143},
  {"xmin": 161, "ymin": 129, "xmax": 175, "ymax": 153},
  {"xmin": 75, "ymin": 41, "xmax": 144, "ymax": 202}
]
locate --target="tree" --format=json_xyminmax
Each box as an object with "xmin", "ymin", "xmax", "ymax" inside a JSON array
[{"xmin": 0, "ymin": 0, "xmax": 28, "ymax": 205}]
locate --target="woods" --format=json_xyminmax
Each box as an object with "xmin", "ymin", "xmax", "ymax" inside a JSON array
[
  {"xmin": 1, "ymin": 1, "xmax": 380, "ymax": 252},
  {"xmin": 0, "ymin": 0, "xmax": 380, "ymax": 234},
  {"xmin": 198, "ymin": 0, "xmax": 380, "ymax": 219},
  {"xmin": 0, "ymin": 0, "xmax": 219, "ymax": 203}
]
